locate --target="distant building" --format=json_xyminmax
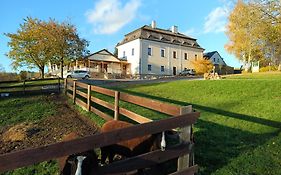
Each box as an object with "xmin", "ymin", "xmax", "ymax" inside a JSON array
[
  {"xmin": 204, "ymin": 51, "xmax": 234, "ymax": 74},
  {"xmin": 48, "ymin": 49, "xmax": 130, "ymax": 79},
  {"xmin": 116, "ymin": 21, "xmax": 204, "ymax": 77}
]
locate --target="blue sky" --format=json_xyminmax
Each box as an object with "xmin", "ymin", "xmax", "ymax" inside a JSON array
[{"xmin": 0, "ymin": 0, "xmax": 241, "ymax": 72}]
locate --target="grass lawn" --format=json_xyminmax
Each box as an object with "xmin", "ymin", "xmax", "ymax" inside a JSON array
[
  {"xmin": 104, "ymin": 72, "xmax": 280, "ymax": 175},
  {"xmin": 0, "ymin": 95, "xmax": 58, "ymax": 175}
]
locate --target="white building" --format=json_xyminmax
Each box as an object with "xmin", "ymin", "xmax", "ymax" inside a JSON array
[
  {"xmin": 203, "ymin": 51, "xmax": 227, "ymax": 66},
  {"xmin": 116, "ymin": 21, "xmax": 204, "ymax": 77}
]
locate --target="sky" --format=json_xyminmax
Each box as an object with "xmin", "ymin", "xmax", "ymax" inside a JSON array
[{"xmin": 0, "ymin": 0, "xmax": 242, "ymax": 72}]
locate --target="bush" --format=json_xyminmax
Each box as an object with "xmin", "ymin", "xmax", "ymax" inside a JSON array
[
  {"xmin": 19, "ymin": 71, "xmax": 28, "ymax": 80},
  {"xmin": 259, "ymin": 66, "xmax": 278, "ymax": 72}
]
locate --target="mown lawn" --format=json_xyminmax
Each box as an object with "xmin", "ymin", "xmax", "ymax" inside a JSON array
[{"xmin": 107, "ymin": 72, "xmax": 281, "ymax": 175}]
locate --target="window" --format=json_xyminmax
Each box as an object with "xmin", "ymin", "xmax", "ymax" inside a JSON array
[
  {"xmin": 213, "ymin": 58, "xmax": 216, "ymax": 62},
  {"xmin": 132, "ymin": 48, "xmax": 134, "ymax": 56},
  {"xmin": 195, "ymin": 54, "xmax": 198, "ymax": 61},
  {"xmin": 161, "ymin": 49, "xmax": 165, "ymax": 57},
  {"xmin": 161, "ymin": 66, "xmax": 165, "ymax": 72},
  {"xmin": 123, "ymin": 51, "xmax": 126, "ymax": 58},
  {"xmin": 148, "ymin": 64, "xmax": 152, "ymax": 71},
  {"xmin": 173, "ymin": 51, "xmax": 177, "ymax": 58},
  {"xmin": 184, "ymin": 53, "xmax": 188, "ymax": 60},
  {"xmin": 148, "ymin": 47, "xmax": 152, "ymax": 56}
]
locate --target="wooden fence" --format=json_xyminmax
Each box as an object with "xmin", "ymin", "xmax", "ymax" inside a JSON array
[
  {"xmin": 0, "ymin": 79, "xmax": 200, "ymax": 175},
  {"xmin": 64, "ymin": 79, "xmax": 199, "ymax": 174},
  {"xmin": 0, "ymin": 78, "xmax": 62, "ymax": 96}
]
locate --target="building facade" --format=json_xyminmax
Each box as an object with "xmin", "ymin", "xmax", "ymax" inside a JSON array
[
  {"xmin": 116, "ymin": 21, "xmax": 204, "ymax": 76},
  {"xmin": 203, "ymin": 51, "xmax": 234, "ymax": 74}
]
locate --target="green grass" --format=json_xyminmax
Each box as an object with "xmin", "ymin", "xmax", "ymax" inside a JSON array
[
  {"xmin": 0, "ymin": 95, "xmax": 59, "ymax": 175},
  {"xmin": 0, "ymin": 95, "xmax": 57, "ymax": 127},
  {"xmin": 104, "ymin": 72, "xmax": 280, "ymax": 175}
]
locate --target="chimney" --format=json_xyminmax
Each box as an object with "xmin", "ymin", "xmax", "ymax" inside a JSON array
[
  {"xmin": 151, "ymin": 20, "xmax": 156, "ymax": 29},
  {"xmin": 171, "ymin": 25, "xmax": 178, "ymax": 33}
]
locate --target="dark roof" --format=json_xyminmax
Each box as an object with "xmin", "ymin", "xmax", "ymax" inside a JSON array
[
  {"xmin": 203, "ymin": 51, "xmax": 218, "ymax": 58},
  {"xmin": 117, "ymin": 25, "xmax": 204, "ymax": 50},
  {"xmin": 204, "ymin": 51, "xmax": 227, "ymax": 65}
]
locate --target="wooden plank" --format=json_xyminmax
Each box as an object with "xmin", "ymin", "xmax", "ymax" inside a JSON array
[
  {"xmin": 119, "ymin": 108, "xmax": 152, "ymax": 124},
  {"xmin": 0, "ymin": 112, "xmax": 199, "ymax": 172},
  {"xmin": 76, "ymin": 81, "xmax": 88, "ymax": 89},
  {"xmin": 119, "ymin": 92, "xmax": 181, "ymax": 116},
  {"xmin": 91, "ymin": 85, "xmax": 115, "ymax": 97},
  {"xmin": 90, "ymin": 106, "xmax": 113, "ymax": 121},
  {"xmin": 178, "ymin": 105, "xmax": 193, "ymax": 171},
  {"xmin": 67, "ymin": 86, "xmax": 73, "ymax": 91},
  {"xmin": 76, "ymin": 89, "xmax": 88, "ymax": 99},
  {"xmin": 76, "ymin": 98, "xmax": 88, "ymax": 110},
  {"xmin": 0, "ymin": 78, "xmax": 57, "ymax": 85},
  {"xmin": 169, "ymin": 165, "xmax": 198, "ymax": 175},
  {"xmin": 64, "ymin": 78, "xmax": 67, "ymax": 95},
  {"xmin": 114, "ymin": 91, "xmax": 120, "ymax": 120},
  {"xmin": 91, "ymin": 96, "xmax": 115, "ymax": 110},
  {"xmin": 87, "ymin": 85, "xmax": 91, "ymax": 111},
  {"xmin": 66, "ymin": 92, "xmax": 72, "ymax": 98},
  {"xmin": 98, "ymin": 143, "xmax": 193, "ymax": 174},
  {"xmin": 73, "ymin": 81, "xmax": 76, "ymax": 104}
]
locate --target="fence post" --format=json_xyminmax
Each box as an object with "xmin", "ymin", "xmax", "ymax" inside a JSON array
[
  {"xmin": 87, "ymin": 84, "xmax": 91, "ymax": 111},
  {"xmin": 177, "ymin": 105, "xmax": 193, "ymax": 172},
  {"xmin": 64, "ymin": 78, "xmax": 67, "ymax": 95},
  {"xmin": 114, "ymin": 91, "xmax": 120, "ymax": 120},
  {"xmin": 23, "ymin": 80, "xmax": 26, "ymax": 95},
  {"xmin": 58, "ymin": 77, "xmax": 60, "ymax": 93},
  {"xmin": 73, "ymin": 80, "xmax": 76, "ymax": 104}
]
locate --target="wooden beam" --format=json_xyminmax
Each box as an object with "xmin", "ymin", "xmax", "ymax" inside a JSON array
[
  {"xmin": 119, "ymin": 108, "xmax": 152, "ymax": 124},
  {"xmin": 177, "ymin": 105, "xmax": 193, "ymax": 172},
  {"xmin": 90, "ymin": 106, "xmax": 113, "ymax": 121},
  {"xmin": 72, "ymin": 81, "xmax": 76, "ymax": 104},
  {"xmin": 119, "ymin": 92, "xmax": 181, "ymax": 116},
  {"xmin": 91, "ymin": 85, "xmax": 115, "ymax": 97},
  {"xmin": 76, "ymin": 89, "xmax": 88, "ymax": 99},
  {"xmin": 114, "ymin": 91, "xmax": 120, "ymax": 120},
  {"xmin": 0, "ymin": 112, "xmax": 199, "ymax": 172},
  {"xmin": 169, "ymin": 165, "xmax": 198, "ymax": 175},
  {"xmin": 76, "ymin": 81, "xmax": 88, "ymax": 89},
  {"xmin": 98, "ymin": 143, "xmax": 193, "ymax": 174},
  {"xmin": 87, "ymin": 85, "xmax": 91, "ymax": 111}
]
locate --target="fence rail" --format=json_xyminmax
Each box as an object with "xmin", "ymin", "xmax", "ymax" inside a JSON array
[
  {"xmin": 0, "ymin": 78, "xmax": 199, "ymax": 175},
  {"xmin": 0, "ymin": 78, "xmax": 62, "ymax": 96},
  {"xmin": 0, "ymin": 112, "xmax": 199, "ymax": 173}
]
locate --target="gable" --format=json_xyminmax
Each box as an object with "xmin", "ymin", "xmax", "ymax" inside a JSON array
[{"xmin": 87, "ymin": 49, "xmax": 120, "ymax": 62}]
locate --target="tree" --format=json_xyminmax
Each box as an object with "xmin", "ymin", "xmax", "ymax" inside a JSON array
[
  {"xmin": 41, "ymin": 19, "xmax": 89, "ymax": 78},
  {"xmin": 19, "ymin": 71, "xmax": 28, "ymax": 80},
  {"xmin": 5, "ymin": 17, "xmax": 51, "ymax": 78},
  {"xmin": 225, "ymin": 0, "xmax": 281, "ymax": 69},
  {"xmin": 5, "ymin": 17, "xmax": 89, "ymax": 79},
  {"xmin": 191, "ymin": 57, "xmax": 213, "ymax": 75}
]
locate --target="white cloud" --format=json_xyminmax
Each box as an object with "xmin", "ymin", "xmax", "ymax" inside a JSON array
[
  {"xmin": 204, "ymin": 6, "xmax": 229, "ymax": 34},
  {"xmin": 183, "ymin": 28, "xmax": 195, "ymax": 37},
  {"xmin": 85, "ymin": 0, "xmax": 141, "ymax": 34}
]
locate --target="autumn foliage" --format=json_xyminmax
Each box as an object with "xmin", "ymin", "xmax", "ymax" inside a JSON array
[{"xmin": 191, "ymin": 58, "xmax": 213, "ymax": 75}]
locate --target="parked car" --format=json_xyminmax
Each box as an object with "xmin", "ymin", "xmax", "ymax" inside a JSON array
[
  {"xmin": 65, "ymin": 70, "xmax": 90, "ymax": 79},
  {"xmin": 179, "ymin": 69, "xmax": 196, "ymax": 76}
]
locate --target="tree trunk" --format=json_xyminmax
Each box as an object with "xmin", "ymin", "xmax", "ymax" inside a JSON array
[
  {"xmin": 40, "ymin": 67, "xmax": 45, "ymax": 79},
  {"xmin": 60, "ymin": 59, "xmax": 64, "ymax": 78}
]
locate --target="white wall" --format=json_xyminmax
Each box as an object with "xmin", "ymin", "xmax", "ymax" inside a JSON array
[
  {"xmin": 117, "ymin": 39, "xmax": 141, "ymax": 75},
  {"xmin": 140, "ymin": 39, "xmax": 203, "ymax": 75},
  {"xmin": 210, "ymin": 52, "xmax": 226, "ymax": 66}
]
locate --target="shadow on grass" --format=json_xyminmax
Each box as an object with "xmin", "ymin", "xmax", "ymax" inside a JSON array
[{"xmin": 112, "ymin": 88, "xmax": 281, "ymax": 174}]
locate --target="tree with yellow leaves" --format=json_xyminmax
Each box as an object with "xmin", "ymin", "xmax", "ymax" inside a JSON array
[{"xmin": 191, "ymin": 57, "xmax": 213, "ymax": 75}]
